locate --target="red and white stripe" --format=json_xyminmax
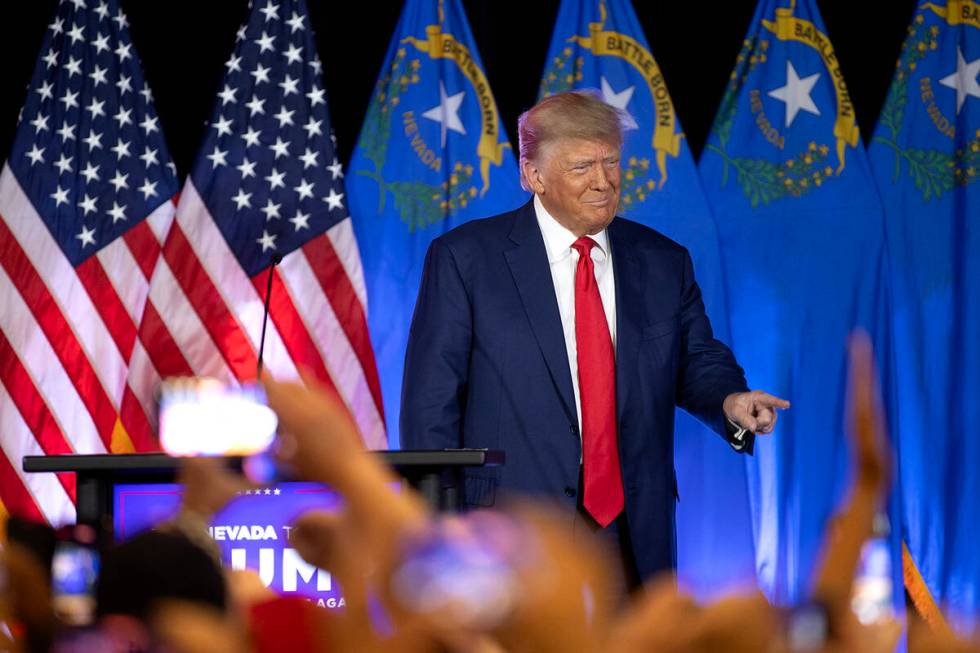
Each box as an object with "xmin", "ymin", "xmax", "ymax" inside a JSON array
[
  {"xmin": 138, "ymin": 181, "xmax": 386, "ymax": 449},
  {"xmin": 0, "ymin": 164, "xmax": 174, "ymax": 524}
]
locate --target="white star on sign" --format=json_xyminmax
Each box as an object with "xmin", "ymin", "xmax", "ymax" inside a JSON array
[
  {"xmin": 422, "ymin": 81, "xmax": 466, "ymax": 148},
  {"xmin": 600, "ymin": 77, "xmax": 638, "ymax": 130},
  {"xmin": 257, "ymin": 230, "xmax": 277, "ymax": 251},
  {"xmin": 939, "ymin": 46, "xmax": 980, "ymax": 114},
  {"xmin": 323, "ymin": 188, "xmax": 344, "ymax": 210},
  {"xmin": 768, "ymin": 60, "xmax": 821, "ymax": 128},
  {"xmin": 76, "ymin": 225, "xmax": 96, "ymax": 248}
]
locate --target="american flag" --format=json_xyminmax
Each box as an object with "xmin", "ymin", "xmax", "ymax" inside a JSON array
[
  {"xmin": 137, "ymin": 0, "xmax": 386, "ymax": 448},
  {"xmin": 0, "ymin": 0, "xmax": 179, "ymax": 524}
]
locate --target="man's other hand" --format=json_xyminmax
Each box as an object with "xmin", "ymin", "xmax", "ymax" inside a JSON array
[{"xmin": 723, "ymin": 391, "xmax": 790, "ymax": 435}]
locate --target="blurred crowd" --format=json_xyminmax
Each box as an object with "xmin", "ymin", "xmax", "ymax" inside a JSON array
[{"xmin": 0, "ymin": 336, "xmax": 977, "ymax": 653}]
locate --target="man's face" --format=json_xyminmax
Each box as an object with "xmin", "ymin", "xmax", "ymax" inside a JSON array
[{"xmin": 524, "ymin": 137, "xmax": 621, "ymax": 236}]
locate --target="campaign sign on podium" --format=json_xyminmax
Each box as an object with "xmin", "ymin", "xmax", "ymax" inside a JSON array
[
  {"xmin": 114, "ymin": 482, "xmax": 353, "ymax": 608},
  {"xmin": 25, "ymin": 450, "xmax": 504, "ymax": 609}
]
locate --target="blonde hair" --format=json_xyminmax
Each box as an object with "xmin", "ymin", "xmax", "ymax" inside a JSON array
[{"xmin": 517, "ymin": 90, "xmax": 625, "ymax": 191}]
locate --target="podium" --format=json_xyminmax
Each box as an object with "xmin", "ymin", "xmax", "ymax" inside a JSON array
[{"xmin": 23, "ymin": 450, "xmax": 504, "ymax": 524}]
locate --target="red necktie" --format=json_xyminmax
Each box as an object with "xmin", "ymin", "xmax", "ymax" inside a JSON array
[{"xmin": 571, "ymin": 236, "xmax": 624, "ymax": 527}]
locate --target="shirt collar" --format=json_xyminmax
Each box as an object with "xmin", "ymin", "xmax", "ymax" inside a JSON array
[{"xmin": 533, "ymin": 195, "xmax": 610, "ymax": 264}]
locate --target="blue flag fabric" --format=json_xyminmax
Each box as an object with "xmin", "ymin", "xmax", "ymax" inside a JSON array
[
  {"xmin": 347, "ymin": 0, "xmax": 527, "ymax": 446},
  {"xmin": 868, "ymin": 1, "xmax": 980, "ymax": 633},
  {"xmin": 699, "ymin": 0, "xmax": 901, "ymax": 607},
  {"xmin": 538, "ymin": 0, "xmax": 756, "ymax": 599}
]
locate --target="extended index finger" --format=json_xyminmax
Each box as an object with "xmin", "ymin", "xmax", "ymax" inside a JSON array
[{"xmin": 752, "ymin": 391, "xmax": 790, "ymax": 409}]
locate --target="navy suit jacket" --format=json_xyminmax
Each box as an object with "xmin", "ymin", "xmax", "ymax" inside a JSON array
[{"xmin": 400, "ymin": 200, "xmax": 751, "ymax": 579}]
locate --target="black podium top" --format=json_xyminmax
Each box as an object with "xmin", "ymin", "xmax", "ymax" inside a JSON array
[
  {"xmin": 23, "ymin": 450, "xmax": 504, "ymax": 474},
  {"xmin": 24, "ymin": 450, "xmax": 504, "ymax": 521}
]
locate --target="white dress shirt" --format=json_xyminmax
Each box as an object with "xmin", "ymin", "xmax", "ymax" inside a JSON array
[{"xmin": 533, "ymin": 195, "xmax": 616, "ymax": 435}]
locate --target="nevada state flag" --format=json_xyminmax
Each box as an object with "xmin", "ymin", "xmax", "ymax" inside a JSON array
[
  {"xmin": 869, "ymin": 0, "xmax": 980, "ymax": 634},
  {"xmin": 539, "ymin": 0, "xmax": 756, "ymax": 599},
  {"xmin": 347, "ymin": 0, "xmax": 526, "ymax": 446},
  {"xmin": 699, "ymin": 0, "xmax": 900, "ymax": 608}
]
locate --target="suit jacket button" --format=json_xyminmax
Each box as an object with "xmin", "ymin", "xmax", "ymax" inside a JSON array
[{"xmin": 564, "ymin": 487, "xmax": 576, "ymax": 498}]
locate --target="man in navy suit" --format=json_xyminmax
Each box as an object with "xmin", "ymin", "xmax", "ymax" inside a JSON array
[{"xmin": 401, "ymin": 91, "xmax": 788, "ymax": 584}]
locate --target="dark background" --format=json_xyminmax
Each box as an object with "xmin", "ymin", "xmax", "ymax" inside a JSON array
[{"xmin": 1, "ymin": 1, "xmax": 916, "ymax": 174}]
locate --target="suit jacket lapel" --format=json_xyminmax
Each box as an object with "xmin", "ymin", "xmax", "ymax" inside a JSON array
[
  {"xmin": 608, "ymin": 219, "xmax": 644, "ymax": 425},
  {"xmin": 504, "ymin": 201, "xmax": 578, "ymax": 426}
]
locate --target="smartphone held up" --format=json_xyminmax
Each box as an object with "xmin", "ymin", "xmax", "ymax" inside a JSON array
[{"xmin": 158, "ymin": 377, "xmax": 283, "ymax": 482}]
